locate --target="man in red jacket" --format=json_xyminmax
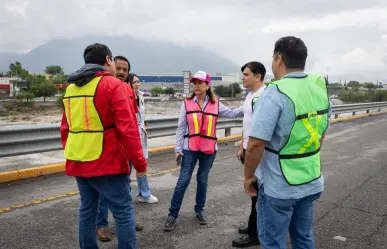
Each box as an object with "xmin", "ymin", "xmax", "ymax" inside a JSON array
[{"xmin": 60, "ymin": 43, "xmax": 147, "ymax": 249}]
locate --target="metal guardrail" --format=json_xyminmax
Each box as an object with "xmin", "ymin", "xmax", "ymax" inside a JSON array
[{"xmin": 1, "ymin": 102, "xmax": 387, "ymax": 158}]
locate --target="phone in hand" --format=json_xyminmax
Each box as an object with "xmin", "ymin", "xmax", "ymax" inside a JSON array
[
  {"xmin": 176, "ymin": 154, "xmax": 182, "ymax": 166},
  {"xmin": 240, "ymin": 155, "xmax": 245, "ymax": 165}
]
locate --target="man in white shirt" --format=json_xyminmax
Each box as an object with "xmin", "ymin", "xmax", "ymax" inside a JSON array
[{"xmin": 232, "ymin": 61, "xmax": 266, "ymax": 248}]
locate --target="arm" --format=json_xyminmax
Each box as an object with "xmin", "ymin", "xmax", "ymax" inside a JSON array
[
  {"xmin": 244, "ymin": 137, "xmax": 267, "ymax": 181},
  {"xmin": 321, "ymin": 100, "xmax": 333, "ymax": 146},
  {"xmin": 175, "ymin": 101, "xmax": 187, "ymax": 154},
  {"xmin": 240, "ymin": 131, "xmax": 244, "ymax": 151},
  {"xmin": 60, "ymin": 112, "xmax": 69, "ymax": 149},
  {"xmin": 218, "ymin": 101, "xmax": 243, "ymax": 119},
  {"xmin": 237, "ymin": 131, "xmax": 244, "ymax": 160},
  {"xmin": 111, "ymin": 82, "xmax": 147, "ymax": 173},
  {"xmin": 244, "ymin": 89, "xmax": 282, "ymax": 196}
]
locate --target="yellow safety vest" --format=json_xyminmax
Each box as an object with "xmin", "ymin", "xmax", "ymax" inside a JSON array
[{"xmin": 63, "ymin": 76, "xmax": 107, "ymax": 162}]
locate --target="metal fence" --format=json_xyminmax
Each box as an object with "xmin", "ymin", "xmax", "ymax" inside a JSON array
[{"xmin": 1, "ymin": 102, "xmax": 387, "ymax": 158}]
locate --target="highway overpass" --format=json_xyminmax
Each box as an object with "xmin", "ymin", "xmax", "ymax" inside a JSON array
[{"xmin": 0, "ymin": 113, "xmax": 387, "ymax": 248}]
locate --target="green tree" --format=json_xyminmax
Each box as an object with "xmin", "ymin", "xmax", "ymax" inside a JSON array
[
  {"xmin": 347, "ymin": 80, "xmax": 360, "ymax": 87},
  {"xmin": 150, "ymin": 86, "xmax": 164, "ymax": 96},
  {"xmin": 16, "ymin": 90, "xmax": 35, "ymax": 103},
  {"xmin": 163, "ymin": 87, "xmax": 175, "ymax": 97},
  {"xmin": 7, "ymin": 62, "xmax": 29, "ymax": 79},
  {"xmin": 229, "ymin": 83, "xmax": 241, "ymax": 97},
  {"xmin": 214, "ymin": 85, "xmax": 230, "ymax": 97},
  {"xmin": 45, "ymin": 65, "xmax": 64, "ymax": 75},
  {"xmin": 51, "ymin": 74, "xmax": 69, "ymax": 84},
  {"xmin": 28, "ymin": 74, "xmax": 47, "ymax": 85},
  {"xmin": 32, "ymin": 81, "xmax": 57, "ymax": 102}
]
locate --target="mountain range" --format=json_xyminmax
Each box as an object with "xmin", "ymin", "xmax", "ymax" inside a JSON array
[{"xmin": 0, "ymin": 35, "xmax": 240, "ymax": 75}]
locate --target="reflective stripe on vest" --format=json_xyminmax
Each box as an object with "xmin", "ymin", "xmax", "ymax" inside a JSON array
[
  {"xmin": 63, "ymin": 76, "xmax": 107, "ymax": 162},
  {"xmin": 264, "ymin": 74, "xmax": 329, "ymax": 186},
  {"xmin": 184, "ymin": 98, "xmax": 219, "ymax": 154}
]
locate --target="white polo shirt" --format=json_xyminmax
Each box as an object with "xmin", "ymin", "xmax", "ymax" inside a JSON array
[{"xmin": 242, "ymin": 85, "xmax": 266, "ymax": 149}]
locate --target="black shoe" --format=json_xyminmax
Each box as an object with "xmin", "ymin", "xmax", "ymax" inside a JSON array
[
  {"xmin": 195, "ymin": 211, "xmax": 207, "ymax": 225},
  {"xmin": 232, "ymin": 235, "xmax": 259, "ymax": 248},
  {"xmin": 164, "ymin": 216, "xmax": 177, "ymax": 232},
  {"xmin": 238, "ymin": 227, "xmax": 248, "ymax": 235}
]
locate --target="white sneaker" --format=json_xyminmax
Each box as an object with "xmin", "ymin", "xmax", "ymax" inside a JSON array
[{"xmin": 138, "ymin": 195, "xmax": 159, "ymax": 204}]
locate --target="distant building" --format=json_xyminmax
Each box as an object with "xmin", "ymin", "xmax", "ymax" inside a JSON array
[
  {"xmin": 135, "ymin": 72, "xmax": 240, "ymax": 92},
  {"xmin": 137, "ymin": 73, "xmax": 222, "ymax": 83},
  {"xmin": 0, "ymin": 77, "xmax": 21, "ymax": 98}
]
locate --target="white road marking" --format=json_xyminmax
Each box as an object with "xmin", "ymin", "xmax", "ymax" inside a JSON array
[{"xmin": 333, "ymin": 235, "xmax": 347, "ymax": 242}]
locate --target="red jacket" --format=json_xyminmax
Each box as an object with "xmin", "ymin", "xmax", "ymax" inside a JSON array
[{"xmin": 60, "ymin": 71, "xmax": 147, "ymax": 177}]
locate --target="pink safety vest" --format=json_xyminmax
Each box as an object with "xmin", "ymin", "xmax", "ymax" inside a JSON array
[{"xmin": 184, "ymin": 98, "xmax": 219, "ymax": 154}]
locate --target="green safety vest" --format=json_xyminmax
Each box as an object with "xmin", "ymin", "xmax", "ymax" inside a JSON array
[{"xmin": 265, "ymin": 74, "xmax": 329, "ymax": 185}]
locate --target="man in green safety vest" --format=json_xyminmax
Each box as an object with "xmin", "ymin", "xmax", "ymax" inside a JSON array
[{"xmin": 243, "ymin": 36, "xmax": 332, "ymax": 249}]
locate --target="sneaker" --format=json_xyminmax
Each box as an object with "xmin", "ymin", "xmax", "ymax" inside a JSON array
[
  {"xmin": 164, "ymin": 216, "xmax": 177, "ymax": 232},
  {"xmin": 138, "ymin": 195, "xmax": 159, "ymax": 204},
  {"xmin": 232, "ymin": 235, "xmax": 259, "ymax": 248},
  {"xmin": 196, "ymin": 211, "xmax": 207, "ymax": 225}
]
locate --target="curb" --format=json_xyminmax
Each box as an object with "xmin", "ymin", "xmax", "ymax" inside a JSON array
[
  {"xmin": 0, "ymin": 135, "xmax": 242, "ymax": 184},
  {"xmin": 1, "ymin": 111, "xmax": 386, "ymax": 184},
  {"xmin": 330, "ymin": 110, "xmax": 387, "ymax": 124},
  {"xmin": 0, "ymin": 163, "xmax": 66, "ymax": 184}
]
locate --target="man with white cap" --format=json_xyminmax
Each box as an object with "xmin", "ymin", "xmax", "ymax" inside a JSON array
[{"xmin": 164, "ymin": 71, "xmax": 244, "ymax": 232}]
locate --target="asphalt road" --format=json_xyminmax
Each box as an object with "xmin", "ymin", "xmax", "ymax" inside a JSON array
[{"xmin": 1, "ymin": 114, "xmax": 387, "ymax": 249}]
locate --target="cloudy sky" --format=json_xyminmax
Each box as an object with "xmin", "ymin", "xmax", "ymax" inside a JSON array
[{"xmin": 1, "ymin": 0, "xmax": 386, "ymax": 82}]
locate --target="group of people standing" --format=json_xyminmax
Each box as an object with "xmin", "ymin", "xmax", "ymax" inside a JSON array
[{"xmin": 60, "ymin": 35, "xmax": 331, "ymax": 249}]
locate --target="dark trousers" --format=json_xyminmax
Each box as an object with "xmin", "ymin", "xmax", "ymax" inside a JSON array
[
  {"xmin": 76, "ymin": 174, "xmax": 136, "ymax": 249},
  {"xmin": 242, "ymin": 148, "xmax": 259, "ymax": 237},
  {"xmin": 247, "ymin": 182, "xmax": 259, "ymax": 237}
]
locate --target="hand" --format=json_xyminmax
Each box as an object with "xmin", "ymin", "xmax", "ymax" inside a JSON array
[
  {"xmin": 237, "ymin": 148, "xmax": 244, "ymax": 160},
  {"xmin": 175, "ymin": 152, "xmax": 184, "ymax": 160},
  {"xmin": 244, "ymin": 176, "xmax": 258, "ymax": 197},
  {"xmin": 136, "ymin": 169, "xmax": 148, "ymax": 177}
]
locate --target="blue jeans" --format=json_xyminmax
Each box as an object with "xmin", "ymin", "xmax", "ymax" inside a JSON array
[
  {"xmin": 257, "ymin": 185, "xmax": 321, "ymax": 249},
  {"xmin": 168, "ymin": 149, "xmax": 217, "ymax": 218},
  {"xmin": 76, "ymin": 174, "xmax": 136, "ymax": 249},
  {"xmin": 130, "ymin": 161, "xmax": 152, "ymax": 199},
  {"xmin": 96, "ymin": 161, "xmax": 151, "ymax": 228}
]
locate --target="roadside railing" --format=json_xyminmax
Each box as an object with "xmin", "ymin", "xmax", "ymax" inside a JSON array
[{"xmin": 1, "ymin": 102, "xmax": 387, "ymax": 158}]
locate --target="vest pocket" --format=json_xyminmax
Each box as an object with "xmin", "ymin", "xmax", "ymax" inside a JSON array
[{"xmin": 280, "ymin": 152, "xmax": 321, "ymax": 185}]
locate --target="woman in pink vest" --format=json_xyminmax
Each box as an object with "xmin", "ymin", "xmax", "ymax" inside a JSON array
[{"xmin": 164, "ymin": 70, "xmax": 243, "ymax": 231}]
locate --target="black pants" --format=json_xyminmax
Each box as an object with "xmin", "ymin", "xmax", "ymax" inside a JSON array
[
  {"xmin": 242, "ymin": 149, "xmax": 259, "ymax": 237},
  {"xmin": 247, "ymin": 182, "xmax": 259, "ymax": 237}
]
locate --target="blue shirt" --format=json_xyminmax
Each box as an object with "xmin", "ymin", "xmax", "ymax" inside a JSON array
[
  {"xmin": 175, "ymin": 95, "xmax": 243, "ymax": 153},
  {"xmin": 248, "ymin": 72, "xmax": 332, "ymax": 199}
]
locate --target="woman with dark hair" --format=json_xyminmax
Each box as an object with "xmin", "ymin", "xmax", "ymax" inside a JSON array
[
  {"xmin": 164, "ymin": 70, "xmax": 243, "ymax": 231},
  {"xmin": 127, "ymin": 73, "xmax": 158, "ymax": 204}
]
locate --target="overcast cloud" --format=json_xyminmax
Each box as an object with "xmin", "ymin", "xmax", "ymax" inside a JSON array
[{"xmin": 0, "ymin": 0, "xmax": 386, "ymax": 82}]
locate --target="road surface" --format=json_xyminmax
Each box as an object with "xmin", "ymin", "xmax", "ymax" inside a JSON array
[{"xmin": 1, "ymin": 114, "xmax": 387, "ymax": 248}]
